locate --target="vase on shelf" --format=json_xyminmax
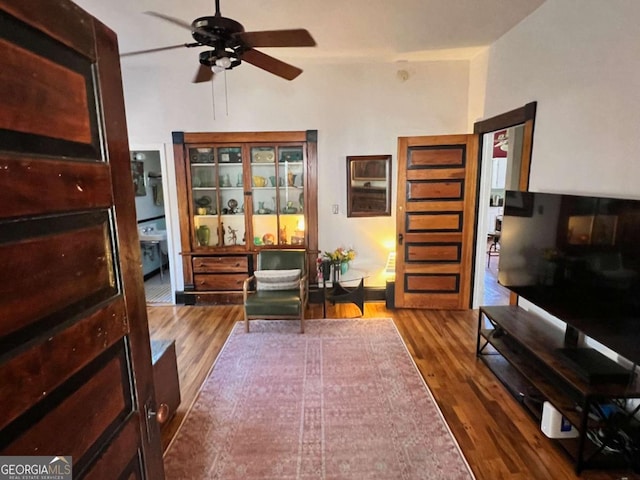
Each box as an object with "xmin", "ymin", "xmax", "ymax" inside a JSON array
[
  {"xmin": 340, "ymin": 261, "xmax": 349, "ymax": 275},
  {"xmin": 196, "ymin": 225, "xmax": 210, "ymax": 246}
]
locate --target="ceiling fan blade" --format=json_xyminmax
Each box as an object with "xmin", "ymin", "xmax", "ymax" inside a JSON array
[
  {"xmin": 121, "ymin": 44, "xmax": 188, "ymax": 57},
  {"xmin": 144, "ymin": 11, "xmax": 193, "ymax": 30},
  {"xmin": 242, "ymin": 48, "xmax": 302, "ymax": 80},
  {"xmin": 193, "ymin": 64, "xmax": 214, "ymax": 83},
  {"xmin": 144, "ymin": 11, "xmax": 216, "ymax": 43},
  {"xmin": 236, "ymin": 29, "xmax": 316, "ymax": 48}
]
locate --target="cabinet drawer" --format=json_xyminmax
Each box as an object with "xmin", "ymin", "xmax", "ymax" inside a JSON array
[
  {"xmin": 193, "ymin": 255, "xmax": 248, "ymax": 273},
  {"xmin": 194, "ymin": 273, "xmax": 247, "ymax": 291}
]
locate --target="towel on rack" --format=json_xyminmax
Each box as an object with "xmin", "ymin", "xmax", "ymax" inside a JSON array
[{"xmin": 153, "ymin": 184, "xmax": 164, "ymax": 206}]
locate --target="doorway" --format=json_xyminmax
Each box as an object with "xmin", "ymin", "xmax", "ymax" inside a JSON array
[
  {"xmin": 471, "ymin": 102, "xmax": 536, "ymax": 309},
  {"xmin": 480, "ymin": 126, "xmax": 522, "ymax": 306},
  {"xmin": 131, "ymin": 144, "xmax": 178, "ymax": 305}
]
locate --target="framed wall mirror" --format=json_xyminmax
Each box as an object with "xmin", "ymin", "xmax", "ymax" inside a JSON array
[{"xmin": 347, "ymin": 155, "xmax": 392, "ymax": 217}]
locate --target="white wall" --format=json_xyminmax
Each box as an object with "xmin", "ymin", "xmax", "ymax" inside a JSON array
[
  {"xmin": 482, "ymin": 0, "xmax": 640, "ymax": 199},
  {"xmin": 468, "ymin": 48, "xmax": 489, "ymax": 131},
  {"xmin": 120, "ymin": 57, "xmax": 470, "ymax": 287}
]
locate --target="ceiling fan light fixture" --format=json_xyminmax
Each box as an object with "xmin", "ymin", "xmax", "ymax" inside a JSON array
[{"xmin": 215, "ymin": 56, "xmax": 232, "ymax": 69}]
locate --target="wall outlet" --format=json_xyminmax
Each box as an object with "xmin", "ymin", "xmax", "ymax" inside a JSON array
[{"xmin": 332, "ymin": 204, "xmax": 339, "ymax": 214}]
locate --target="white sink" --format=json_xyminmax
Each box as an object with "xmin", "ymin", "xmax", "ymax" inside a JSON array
[{"xmin": 139, "ymin": 230, "xmax": 167, "ymax": 242}]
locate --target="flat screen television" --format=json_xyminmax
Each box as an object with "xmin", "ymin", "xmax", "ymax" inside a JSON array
[{"xmin": 498, "ymin": 190, "xmax": 640, "ymax": 366}]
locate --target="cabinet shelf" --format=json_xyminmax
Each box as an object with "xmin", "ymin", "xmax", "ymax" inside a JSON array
[{"xmin": 478, "ymin": 305, "xmax": 640, "ymax": 474}]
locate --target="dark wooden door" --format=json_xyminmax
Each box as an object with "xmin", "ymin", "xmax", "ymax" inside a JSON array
[
  {"xmin": 0, "ymin": 1, "xmax": 164, "ymax": 478},
  {"xmin": 395, "ymin": 134, "xmax": 478, "ymax": 309}
]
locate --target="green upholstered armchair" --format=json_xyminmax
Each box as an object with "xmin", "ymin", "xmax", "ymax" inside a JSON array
[{"xmin": 243, "ymin": 249, "xmax": 308, "ymax": 333}]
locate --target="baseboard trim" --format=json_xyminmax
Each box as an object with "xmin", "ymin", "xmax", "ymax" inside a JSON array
[{"xmin": 174, "ymin": 286, "xmax": 387, "ymax": 305}]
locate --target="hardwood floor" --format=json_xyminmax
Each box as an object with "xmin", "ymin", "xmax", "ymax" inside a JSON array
[
  {"xmin": 483, "ymin": 252, "xmax": 510, "ymax": 306},
  {"xmin": 147, "ymin": 302, "xmax": 639, "ymax": 480}
]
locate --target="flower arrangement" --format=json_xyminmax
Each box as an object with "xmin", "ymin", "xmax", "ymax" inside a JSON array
[{"xmin": 323, "ymin": 247, "xmax": 356, "ymax": 263}]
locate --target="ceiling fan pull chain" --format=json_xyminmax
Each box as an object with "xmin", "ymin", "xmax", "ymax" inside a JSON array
[
  {"xmin": 224, "ymin": 70, "xmax": 229, "ymax": 116},
  {"xmin": 211, "ymin": 78, "xmax": 216, "ymax": 121}
]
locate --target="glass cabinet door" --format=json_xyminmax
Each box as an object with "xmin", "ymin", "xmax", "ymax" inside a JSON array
[
  {"xmin": 250, "ymin": 144, "xmax": 305, "ymax": 247},
  {"xmin": 190, "ymin": 145, "xmax": 245, "ymax": 247},
  {"xmin": 278, "ymin": 146, "xmax": 305, "ymax": 246}
]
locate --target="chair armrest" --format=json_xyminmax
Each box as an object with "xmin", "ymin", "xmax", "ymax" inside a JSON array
[
  {"xmin": 299, "ymin": 274, "xmax": 308, "ymax": 306},
  {"xmin": 243, "ymin": 275, "xmax": 256, "ymax": 302}
]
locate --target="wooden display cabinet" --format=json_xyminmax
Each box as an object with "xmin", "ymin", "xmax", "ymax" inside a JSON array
[{"xmin": 173, "ymin": 130, "xmax": 318, "ymax": 304}]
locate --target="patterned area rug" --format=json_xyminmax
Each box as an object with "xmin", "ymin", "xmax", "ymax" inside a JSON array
[{"xmin": 164, "ymin": 319, "xmax": 475, "ymax": 479}]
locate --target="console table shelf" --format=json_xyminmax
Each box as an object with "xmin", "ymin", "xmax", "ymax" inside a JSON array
[{"xmin": 477, "ymin": 305, "xmax": 640, "ymax": 474}]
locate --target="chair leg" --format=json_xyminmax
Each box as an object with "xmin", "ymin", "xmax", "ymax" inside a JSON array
[
  {"xmin": 300, "ymin": 308, "xmax": 305, "ymax": 334},
  {"xmin": 245, "ymin": 313, "xmax": 250, "ymax": 333}
]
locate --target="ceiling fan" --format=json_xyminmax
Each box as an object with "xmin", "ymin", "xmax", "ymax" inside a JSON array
[{"xmin": 121, "ymin": 0, "xmax": 316, "ymax": 83}]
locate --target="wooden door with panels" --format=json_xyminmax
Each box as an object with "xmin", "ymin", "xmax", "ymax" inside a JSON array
[
  {"xmin": 395, "ymin": 135, "xmax": 479, "ymax": 309},
  {"xmin": 0, "ymin": 1, "xmax": 164, "ymax": 479}
]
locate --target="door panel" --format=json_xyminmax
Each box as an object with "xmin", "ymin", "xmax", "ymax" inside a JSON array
[
  {"xmin": 0, "ymin": 1, "xmax": 163, "ymax": 478},
  {"xmin": 3, "ymin": 343, "xmax": 131, "ymax": 460},
  {"xmin": 407, "ymin": 244, "xmax": 461, "ymax": 262},
  {"xmin": 409, "ymin": 180, "xmax": 463, "ymax": 200},
  {"xmin": 395, "ymin": 135, "xmax": 478, "ymax": 309},
  {"xmin": 83, "ymin": 417, "xmax": 144, "ymax": 480}
]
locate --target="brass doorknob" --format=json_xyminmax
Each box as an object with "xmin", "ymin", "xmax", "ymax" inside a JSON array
[{"xmin": 148, "ymin": 403, "xmax": 170, "ymax": 424}]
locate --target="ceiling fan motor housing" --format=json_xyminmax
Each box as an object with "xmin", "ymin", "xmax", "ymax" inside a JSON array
[
  {"xmin": 192, "ymin": 16, "xmax": 246, "ymax": 70},
  {"xmin": 191, "ymin": 16, "xmax": 245, "ymax": 45}
]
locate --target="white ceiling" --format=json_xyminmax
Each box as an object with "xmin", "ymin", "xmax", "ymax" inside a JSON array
[{"xmin": 74, "ymin": 0, "xmax": 546, "ymax": 64}]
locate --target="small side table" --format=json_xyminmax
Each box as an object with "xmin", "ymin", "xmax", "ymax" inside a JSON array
[{"xmin": 322, "ymin": 267, "xmax": 367, "ymax": 317}]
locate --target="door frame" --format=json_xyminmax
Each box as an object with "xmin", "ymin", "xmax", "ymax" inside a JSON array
[
  {"xmin": 131, "ymin": 143, "xmax": 181, "ymax": 302},
  {"xmin": 471, "ymin": 102, "xmax": 537, "ymax": 308}
]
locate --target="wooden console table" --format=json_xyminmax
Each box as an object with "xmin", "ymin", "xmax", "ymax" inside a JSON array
[{"xmin": 477, "ymin": 305, "xmax": 640, "ymax": 474}]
